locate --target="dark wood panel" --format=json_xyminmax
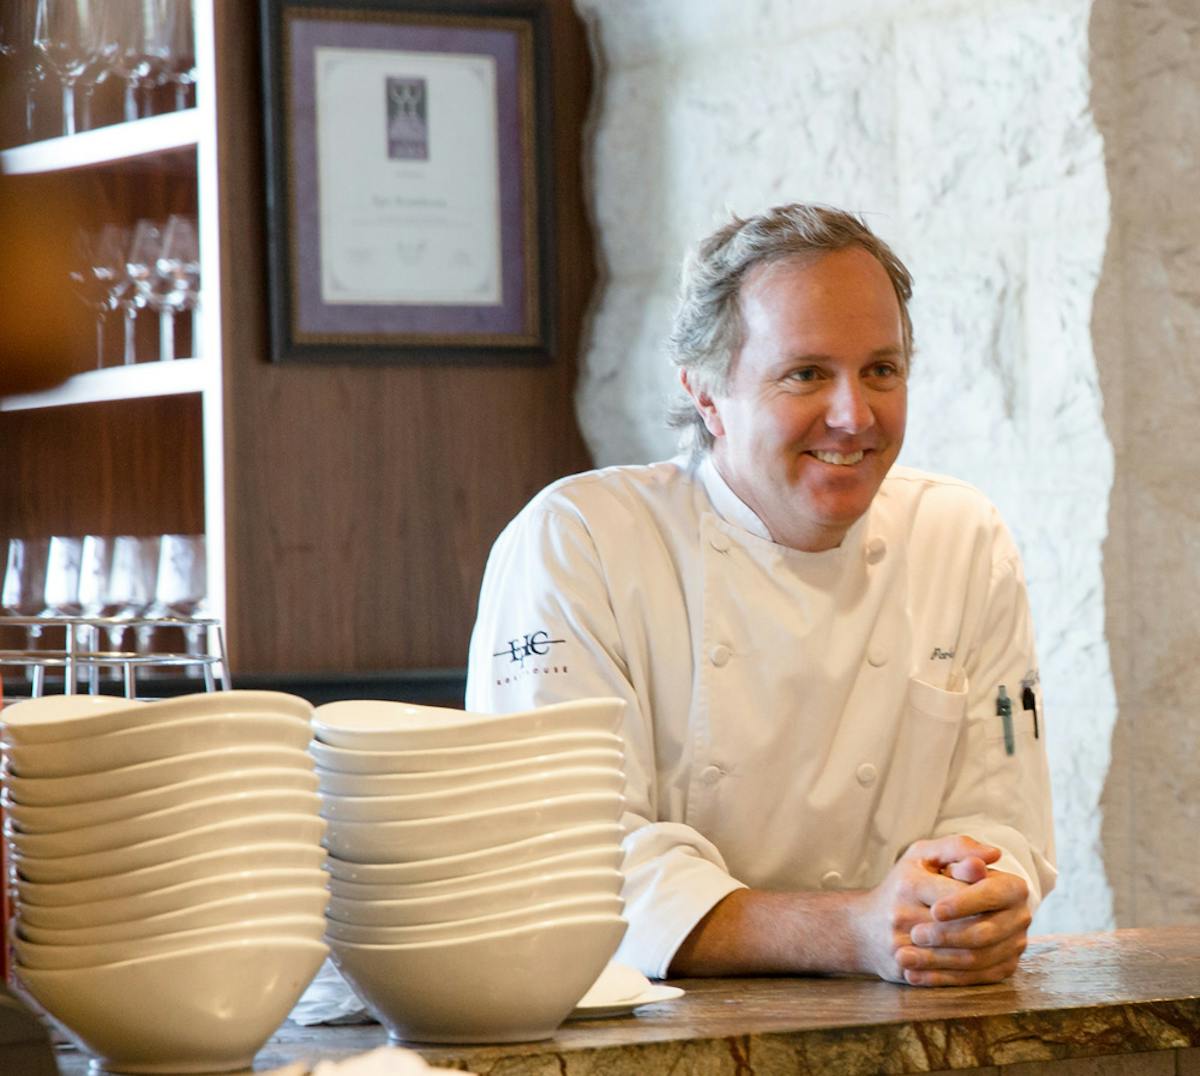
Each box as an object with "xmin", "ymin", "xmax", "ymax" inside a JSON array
[
  {"xmin": 216, "ymin": 0, "xmax": 594, "ymax": 675},
  {"xmin": 0, "ymin": 396, "xmax": 205, "ymax": 538}
]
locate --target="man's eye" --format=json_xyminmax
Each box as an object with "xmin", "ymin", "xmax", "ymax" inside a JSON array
[
  {"xmin": 786, "ymin": 368, "xmax": 819, "ymax": 383},
  {"xmin": 868, "ymin": 362, "xmax": 901, "ymax": 380}
]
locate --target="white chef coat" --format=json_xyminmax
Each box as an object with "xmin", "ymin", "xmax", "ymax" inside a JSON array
[{"xmin": 465, "ymin": 455, "xmax": 1056, "ymax": 980}]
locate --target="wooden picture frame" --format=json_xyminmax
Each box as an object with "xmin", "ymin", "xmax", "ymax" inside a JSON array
[{"xmin": 259, "ymin": 0, "xmax": 554, "ymax": 363}]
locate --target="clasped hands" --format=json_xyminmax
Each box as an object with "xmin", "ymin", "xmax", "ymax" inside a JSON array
[{"xmin": 855, "ymin": 834, "xmax": 1031, "ymax": 987}]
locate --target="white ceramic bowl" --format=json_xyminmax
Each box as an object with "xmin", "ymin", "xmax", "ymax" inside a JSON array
[
  {"xmin": 14, "ymin": 915, "xmax": 329, "ymax": 971},
  {"xmin": 1, "ymin": 746, "xmax": 315, "ymax": 807},
  {"xmin": 0, "ymin": 695, "xmax": 146, "ymax": 747},
  {"xmin": 0, "ymin": 690, "xmax": 311, "ymax": 746},
  {"xmin": 328, "ymin": 844, "xmax": 623, "ymax": 901},
  {"xmin": 11, "ymin": 814, "xmax": 327, "ymax": 884},
  {"xmin": 6, "ymin": 790, "xmax": 321, "ymax": 859},
  {"xmin": 16, "ymin": 937, "xmax": 327, "ymax": 1074},
  {"xmin": 16, "ymin": 842, "xmax": 328, "ymax": 907},
  {"xmin": 3, "ymin": 767, "xmax": 320, "ymax": 834},
  {"xmin": 309, "ymin": 730, "xmax": 624, "ymax": 775},
  {"xmin": 314, "ymin": 746, "xmax": 623, "ymax": 797},
  {"xmin": 312, "ymin": 697, "xmax": 624, "ymax": 752},
  {"xmin": 320, "ymin": 766, "xmax": 624, "ymax": 823},
  {"xmin": 18, "ymin": 868, "xmax": 330, "ymax": 929},
  {"xmin": 324, "ymin": 895, "xmax": 623, "ymax": 945},
  {"xmin": 324, "ymin": 791, "xmax": 623, "ymax": 864},
  {"xmin": 19, "ymin": 887, "xmax": 330, "ymax": 945},
  {"xmin": 325, "ymin": 822, "xmax": 623, "ymax": 885},
  {"xmin": 330, "ymin": 915, "xmax": 625, "ymax": 1043},
  {"xmin": 5, "ymin": 712, "xmax": 312, "ymax": 779},
  {"xmin": 327, "ymin": 868, "xmax": 622, "ymax": 927}
]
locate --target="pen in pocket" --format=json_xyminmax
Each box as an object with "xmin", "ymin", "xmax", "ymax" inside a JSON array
[{"xmin": 996, "ymin": 685, "xmax": 1014, "ymax": 755}]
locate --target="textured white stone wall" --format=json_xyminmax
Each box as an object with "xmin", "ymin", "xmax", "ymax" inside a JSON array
[{"xmin": 575, "ymin": 0, "xmax": 1117, "ymax": 932}]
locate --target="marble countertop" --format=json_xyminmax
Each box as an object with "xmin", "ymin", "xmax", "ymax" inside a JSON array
[{"xmin": 54, "ymin": 926, "xmax": 1200, "ymax": 1074}]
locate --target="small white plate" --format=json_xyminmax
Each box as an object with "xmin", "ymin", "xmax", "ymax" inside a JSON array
[{"xmin": 568, "ymin": 984, "xmax": 684, "ymax": 1019}]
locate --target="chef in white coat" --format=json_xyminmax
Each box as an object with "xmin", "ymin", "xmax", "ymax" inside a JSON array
[{"xmin": 466, "ymin": 203, "xmax": 1055, "ymax": 987}]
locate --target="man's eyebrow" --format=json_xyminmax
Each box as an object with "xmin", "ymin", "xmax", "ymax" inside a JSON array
[{"xmin": 782, "ymin": 346, "xmax": 905, "ymax": 363}]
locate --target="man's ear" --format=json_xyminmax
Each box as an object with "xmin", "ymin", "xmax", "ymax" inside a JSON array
[{"xmin": 680, "ymin": 369, "xmax": 725, "ymax": 439}]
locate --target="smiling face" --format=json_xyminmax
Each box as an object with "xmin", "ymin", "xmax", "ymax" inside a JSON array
[{"xmin": 684, "ymin": 246, "xmax": 908, "ymax": 552}]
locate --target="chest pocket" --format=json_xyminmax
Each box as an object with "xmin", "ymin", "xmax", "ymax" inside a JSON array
[{"xmin": 870, "ymin": 677, "xmax": 967, "ymax": 862}]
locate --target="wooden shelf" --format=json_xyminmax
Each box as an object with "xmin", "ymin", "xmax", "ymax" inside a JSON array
[
  {"xmin": 0, "ymin": 110, "xmax": 200, "ymax": 176},
  {"xmin": 0, "ymin": 358, "xmax": 206, "ymax": 412}
]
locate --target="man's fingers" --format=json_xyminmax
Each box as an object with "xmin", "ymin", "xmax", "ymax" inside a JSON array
[
  {"xmin": 931, "ymin": 869, "xmax": 1029, "ymax": 922},
  {"xmin": 906, "ymin": 834, "xmax": 1001, "ymax": 870},
  {"xmin": 898, "ymin": 930, "xmax": 1027, "ymax": 973},
  {"xmin": 942, "ymin": 856, "xmax": 989, "ymax": 884},
  {"xmin": 912, "ymin": 905, "xmax": 1030, "ymax": 950},
  {"xmin": 902, "ymin": 957, "xmax": 1021, "ymax": 988}
]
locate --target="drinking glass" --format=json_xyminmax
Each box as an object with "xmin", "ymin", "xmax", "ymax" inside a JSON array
[
  {"xmin": 41, "ymin": 535, "xmax": 83, "ymax": 617},
  {"xmin": 128, "ymin": 218, "xmax": 175, "ymax": 361},
  {"xmin": 77, "ymin": 534, "xmax": 118, "ymax": 691},
  {"xmin": 106, "ymin": 535, "xmax": 160, "ymax": 657},
  {"xmin": 151, "ymin": 533, "xmax": 207, "ymax": 681},
  {"xmin": 69, "ymin": 224, "xmax": 128, "ymax": 369},
  {"xmin": 110, "ymin": 0, "xmax": 171, "ymax": 121},
  {"xmin": 76, "ymin": 0, "xmax": 128, "ymax": 131},
  {"xmin": 32, "ymin": 0, "xmax": 102, "ymax": 137},
  {"xmin": 156, "ymin": 214, "xmax": 200, "ymax": 358},
  {"xmin": 0, "ymin": 1, "xmax": 39, "ymax": 146},
  {"xmin": 2, "ymin": 538, "xmax": 50, "ymax": 695},
  {"xmin": 125, "ymin": 219, "xmax": 164, "ymax": 362},
  {"xmin": 164, "ymin": 0, "xmax": 195, "ymax": 111}
]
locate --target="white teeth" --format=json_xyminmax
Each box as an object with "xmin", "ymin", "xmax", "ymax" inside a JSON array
[{"xmin": 812, "ymin": 450, "xmax": 864, "ymax": 466}]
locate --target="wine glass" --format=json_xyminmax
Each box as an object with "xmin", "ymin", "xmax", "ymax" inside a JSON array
[
  {"xmin": 75, "ymin": 0, "xmax": 128, "ymax": 132},
  {"xmin": 77, "ymin": 534, "xmax": 118, "ymax": 691},
  {"xmin": 41, "ymin": 535, "xmax": 84, "ymax": 692},
  {"xmin": 164, "ymin": 0, "xmax": 195, "ymax": 111},
  {"xmin": 110, "ymin": 0, "xmax": 171, "ymax": 121},
  {"xmin": 32, "ymin": 0, "xmax": 102, "ymax": 137},
  {"xmin": 69, "ymin": 224, "xmax": 129, "ymax": 369},
  {"xmin": 2, "ymin": 538, "xmax": 50, "ymax": 696},
  {"xmin": 156, "ymin": 214, "xmax": 200, "ymax": 358},
  {"xmin": 0, "ymin": 1, "xmax": 39, "ymax": 146},
  {"xmin": 150, "ymin": 533, "xmax": 207, "ymax": 680},
  {"xmin": 106, "ymin": 534, "xmax": 160, "ymax": 659},
  {"xmin": 126, "ymin": 219, "xmax": 165, "ymax": 361}
]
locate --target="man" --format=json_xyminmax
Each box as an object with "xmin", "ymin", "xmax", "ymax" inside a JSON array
[{"xmin": 466, "ymin": 203, "xmax": 1055, "ymax": 987}]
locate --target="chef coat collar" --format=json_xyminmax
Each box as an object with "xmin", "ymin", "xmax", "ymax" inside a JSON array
[{"xmin": 694, "ymin": 451, "xmax": 869, "ymax": 557}]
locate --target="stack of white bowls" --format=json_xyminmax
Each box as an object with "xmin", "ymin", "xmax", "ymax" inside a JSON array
[
  {"xmin": 0, "ymin": 691, "xmax": 330, "ymax": 1075},
  {"xmin": 311, "ymin": 696, "xmax": 629, "ymax": 1044}
]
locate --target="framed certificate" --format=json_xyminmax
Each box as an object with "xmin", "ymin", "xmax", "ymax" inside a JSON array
[{"xmin": 259, "ymin": 0, "xmax": 555, "ymax": 363}]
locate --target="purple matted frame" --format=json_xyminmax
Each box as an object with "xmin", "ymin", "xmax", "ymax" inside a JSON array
[{"xmin": 259, "ymin": 1, "xmax": 554, "ymax": 364}]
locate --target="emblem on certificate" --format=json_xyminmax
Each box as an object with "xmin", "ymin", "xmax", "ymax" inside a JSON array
[{"xmin": 386, "ymin": 76, "xmax": 428, "ymax": 160}]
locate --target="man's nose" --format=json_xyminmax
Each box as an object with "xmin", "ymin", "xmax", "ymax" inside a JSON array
[{"xmin": 824, "ymin": 377, "xmax": 875, "ymax": 433}]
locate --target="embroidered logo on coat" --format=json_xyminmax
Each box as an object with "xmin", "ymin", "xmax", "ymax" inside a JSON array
[{"xmin": 493, "ymin": 630, "xmax": 566, "ymax": 666}]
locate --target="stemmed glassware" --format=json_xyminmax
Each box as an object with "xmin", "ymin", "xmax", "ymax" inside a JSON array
[
  {"xmin": 106, "ymin": 534, "xmax": 161, "ymax": 657},
  {"xmin": 76, "ymin": 534, "xmax": 118, "ymax": 691},
  {"xmin": 69, "ymin": 223, "xmax": 129, "ymax": 369},
  {"xmin": 157, "ymin": 214, "xmax": 200, "ymax": 358},
  {"xmin": 32, "ymin": 0, "xmax": 104, "ymax": 137},
  {"xmin": 125, "ymin": 219, "xmax": 164, "ymax": 362},
  {"xmin": 0, "ymin": 1, "xmax": 39, "ymax": 146},
  {"xmin": 163, "ymin": 0, "xmax": 196, "ymax": 111},
  {"xmin": 2, "ymin": 538, "xmax": 50, "ymax": 695},
  {"xmin": 150, "ymin": 533, "xmax": 207, "ymax": 679}
]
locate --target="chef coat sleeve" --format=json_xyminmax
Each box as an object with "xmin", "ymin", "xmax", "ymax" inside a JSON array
[
  {"xmin": 930, "ymin": 535, "xmax": 1057, "ymax": 912},
  {"xmin": 466, "ymin": 501, "xmax": 747, "ymax": 979}
]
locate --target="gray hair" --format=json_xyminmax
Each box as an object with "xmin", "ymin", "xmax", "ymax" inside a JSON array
[{"xmin": 666, "ymin": 203, "xmax": 914, "ymax": 454}]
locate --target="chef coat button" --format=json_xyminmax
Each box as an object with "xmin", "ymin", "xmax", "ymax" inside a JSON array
[
  {"xmin": 867, "ymin": 646, "xmax": 888, "ymax": 668},
  {"xmin": 700, "ymin": 765, "xmax": 722, "ymax": 785},
  {"xmin": 865, "ymin": 537, "xmax": 886, "ymax": 565},
  {"xmin": 820, "ymin": 870, "xmax": 842, "ymax": 890},
  {"xmin": 856, "ymin": 763, "xmax": 878, "ymax": 787},
  {"xmin": 709, "ymin": 533, "xmax": 731, "ymax": 554},
  {"xmin": 710, "ymin": 644, "xmax": 731, "ymax": 667}
]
